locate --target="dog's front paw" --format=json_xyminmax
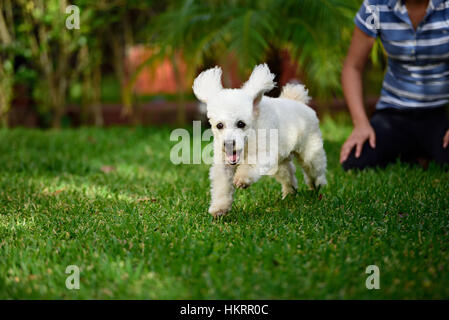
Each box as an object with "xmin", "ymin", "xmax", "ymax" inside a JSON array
[
  {"xmin": 208, "ymin": 204, "xmax": 230, "ymax": 218},
  {"xmin": 233, "ymin": 175, "xmax": 253, "ymax": 189}
]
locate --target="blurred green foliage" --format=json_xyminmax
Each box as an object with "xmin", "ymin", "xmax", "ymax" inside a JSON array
[{"xmin": 0, "ymin": 0, "xmax": 384, "ymax": 128}]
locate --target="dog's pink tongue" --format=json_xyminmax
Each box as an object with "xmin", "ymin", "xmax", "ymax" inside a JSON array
[{"xmin": 228, "ymin": 153, "xmax": 238, "ymax": 163}]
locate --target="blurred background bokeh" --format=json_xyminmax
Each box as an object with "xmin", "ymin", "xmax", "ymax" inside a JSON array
[{"xmin": 0, "ymin": 0, "xmax": 387, "ymax": 128}]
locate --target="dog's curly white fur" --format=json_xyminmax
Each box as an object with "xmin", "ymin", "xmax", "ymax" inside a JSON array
[{"xmin": 193, "ymin": 64, "xmax": 327, "ymax": 217}]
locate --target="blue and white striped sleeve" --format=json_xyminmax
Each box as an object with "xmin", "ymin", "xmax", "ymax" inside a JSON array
[{"xmin": 354, "ymin": 0, "xmax": 380, "ymax": 38}]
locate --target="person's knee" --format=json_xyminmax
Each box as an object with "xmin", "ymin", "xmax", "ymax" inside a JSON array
[
  {"xmin": 433, "ymin": 147, "xmax": 449, "ymax": 167},
  {"xmin": 342, "ymin": 153, "xmax": 370, "ymax": 171},
  {"xmin": 342, "ymin": 143, "xmax": 383, "ymax": 171}
]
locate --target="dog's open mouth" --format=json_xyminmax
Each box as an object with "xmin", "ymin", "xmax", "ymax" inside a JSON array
[{"xmin": 225, "ymin": 149, "xmax": 241, "ymax": 165}]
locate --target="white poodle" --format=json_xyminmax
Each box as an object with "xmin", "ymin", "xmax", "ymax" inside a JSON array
[{"xmin": 193, "ymin": 64, "xmax": 327, "ymax": 217}]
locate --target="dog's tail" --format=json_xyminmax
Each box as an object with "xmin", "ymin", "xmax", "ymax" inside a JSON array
[{"xmin": 280, "ymin": 83, "xmax": 311, "ymax": 104}]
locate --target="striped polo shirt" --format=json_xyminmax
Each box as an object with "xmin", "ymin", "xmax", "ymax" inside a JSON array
[{"xmin": 355, "ymin": 0, "xmax": 449, "ymax": 110}]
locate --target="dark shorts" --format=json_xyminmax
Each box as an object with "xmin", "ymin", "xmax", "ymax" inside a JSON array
[{"xmin": 342, "ymin": 107, "xmax": 449, "ymax": 171}]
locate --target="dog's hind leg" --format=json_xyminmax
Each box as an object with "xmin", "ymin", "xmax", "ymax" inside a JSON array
[
  {"xmin": 209, "ymin": 164, "xmax": 235, "ymax": 217},
  {"xmin": 296, "ymin": 132, "xmax": 327, "ymax": 190},
  {"xmin": 274, "ymin": 159, "xmax": 298, "ymax": 199}
]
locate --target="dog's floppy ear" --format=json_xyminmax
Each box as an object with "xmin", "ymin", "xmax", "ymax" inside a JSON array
[
  {"xmin": 192, "ymin": 66, "xmax": 223, "ymax": 103},
  {"xmin": 242, "ymin": 64, "xmax": 276, "ymax": 106}
]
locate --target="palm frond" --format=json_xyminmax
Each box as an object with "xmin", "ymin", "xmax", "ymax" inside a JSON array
[{"xmin": 147, "ymin": 0, "xmax": 363, "ymax": 97}]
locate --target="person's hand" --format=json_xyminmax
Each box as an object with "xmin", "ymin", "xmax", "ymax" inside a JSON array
[
  {"xmin": 340, "ymin": 123, "xmax": 376, "ymax": 163},
  {"xmin": 443, "ymin": 129, "xmax": 449, "ymax": 149}
]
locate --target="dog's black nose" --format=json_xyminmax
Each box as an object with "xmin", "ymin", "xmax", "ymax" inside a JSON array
[{"xmin": 224, "ymin": 140, "xmax": 236, "ymax": 149}]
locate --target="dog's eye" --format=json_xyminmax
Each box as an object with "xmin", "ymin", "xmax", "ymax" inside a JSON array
[
  {"xmin": 216, "ymin": 123, "xmax": 224, "ymax": 129},
  {"xmin": 237, "ymin": 121, "xmax": 246, "ymax": 129}
]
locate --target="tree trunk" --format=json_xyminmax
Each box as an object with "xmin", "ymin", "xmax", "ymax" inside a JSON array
[
  {"xmin": 80, "ymin": 46, "xmax": 92, "ymax": 124},
  {"xmin": 51, "ymin": 93, "xmax": 65, "ymax": 129},
  {"xmin": 0, "ymin": 90, "xmax": 11, "ymax": 128},
  {"xmin": 0, "ymin": 66, "xmax": 13, "ymax": 128},
  {"xmin": 49, "ymin": 75, "xmax": 67, "ymax": 129},
  {"xmin": 0, "ymin": 0, "xmax": 14, "ymax": 128}
]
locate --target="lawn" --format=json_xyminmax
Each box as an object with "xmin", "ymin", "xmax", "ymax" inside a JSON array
[{"xmin": 0, "ymin": 116, "xmax": 448, "ymax": 299}]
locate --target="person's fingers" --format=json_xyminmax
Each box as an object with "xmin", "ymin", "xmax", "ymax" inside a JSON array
[
  {"xmin": 339, "ymin": 145, "xmax": 348, "ymax": 163},
  {"xmin": 340, "ymin": 140, "xmax": 357, "ymax": 163},
  {"xmin": 443, "ymin": 130, "xmax": 449, "ymax": 149},
  {"xmin": 355, "ymin": 141, "xmax": 363, "ymax": 158},
  {"xmin": 340, "ymin": 141, "xmax": 353, "ymax": 163},
  {"xmin": 369, "ymin": 131, "xmax": 376, "ymax": 149}
]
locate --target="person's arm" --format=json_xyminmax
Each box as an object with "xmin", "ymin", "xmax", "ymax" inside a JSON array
[{"xmin": 340, "ymin": 27, "xmax": 377, "ymax": 163}]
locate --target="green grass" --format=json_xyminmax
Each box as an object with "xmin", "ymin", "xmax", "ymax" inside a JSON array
[{"xmin": 0, "ymin": 116, "xmax": 448, "ymax": 299}]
